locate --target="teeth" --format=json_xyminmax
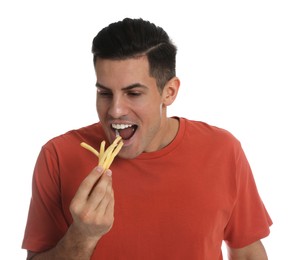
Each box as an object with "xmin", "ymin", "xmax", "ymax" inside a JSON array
[{"xmin": 112, "ymin": 123, "xmax": 133, "ymax": 130}]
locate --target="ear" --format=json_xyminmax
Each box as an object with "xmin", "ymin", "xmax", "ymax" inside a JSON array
[{"xmin": 162, "ymin": 76, "xmax": 180, "ymax": 106}]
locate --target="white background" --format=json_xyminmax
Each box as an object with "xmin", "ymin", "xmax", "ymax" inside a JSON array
[{"xmin": 0, "ymin": 0, "xmax": 288, "ymax": 259}]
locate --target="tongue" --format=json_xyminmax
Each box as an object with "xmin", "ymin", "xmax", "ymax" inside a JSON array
[{"xmin": 118, "ymin": 127, "xmax": 135, "ymax": 140}]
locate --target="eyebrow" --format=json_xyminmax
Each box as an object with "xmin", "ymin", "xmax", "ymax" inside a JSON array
[{"xmin": 95, "ymin": 82, "xmax": 148, "ymax": 91}]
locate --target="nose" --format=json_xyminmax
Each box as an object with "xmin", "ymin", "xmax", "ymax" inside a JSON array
[{"xmin": 108, "ymin": 95, "xmax": 128, "ymax": 118}]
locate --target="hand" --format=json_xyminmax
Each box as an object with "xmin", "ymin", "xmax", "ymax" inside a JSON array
[{"xmin": 69, "ymin": 166, "xmax": 115, "ymax": 242}]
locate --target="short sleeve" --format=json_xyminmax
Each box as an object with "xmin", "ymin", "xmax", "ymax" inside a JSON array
[
  {"xmin": 22, "ymin": 144, "xmax": 69, "ymax": 252},
  {"xmin": 224, "ymin": 144, "xmax": 272, "ymax": 248}
]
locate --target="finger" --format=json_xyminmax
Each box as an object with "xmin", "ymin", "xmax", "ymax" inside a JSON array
[
  {"xmin": 73, "ymin": 166, "xmax": 104, "ymax": 203},
  {"xmin": 94, "ymin": 178, "xmax": 114, "ymax": 216},
  {"xmin": 97, "ymin": 189, "xmax": 115, "ymax": 231},
  {"xmin": 87, "ymin": 169, "xmax": 113, "ymax": 207},
  {"xmin": 103, "ymin": 188, "xmax": 115, "ymax": 221}
]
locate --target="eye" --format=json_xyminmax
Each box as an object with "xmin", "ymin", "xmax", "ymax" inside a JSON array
[
  {"xmin": 97, "ymin": 90, "xmax": 112, "ymax": 97},
  {"xmin": 127, "ymin": 91, "xmax": 142, "ymax": 97}
]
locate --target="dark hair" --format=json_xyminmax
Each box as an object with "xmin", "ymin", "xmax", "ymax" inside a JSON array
[{"xmin": 92, "ymin": 18, "xmax": 177, "ymax": 92}]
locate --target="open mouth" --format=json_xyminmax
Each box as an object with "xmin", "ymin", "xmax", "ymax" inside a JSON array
[{"xmin": 112, "ymin": 123, "xmax": 138, "ymax": 140}]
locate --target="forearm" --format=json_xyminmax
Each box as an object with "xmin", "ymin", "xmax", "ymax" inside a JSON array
[
  {"xmin": 228, "ymin": 253, "xmax": 268, "ymax": 260},
  {"xmin": 227, "ymin": 240, "xmax": 268, "ymax": 260},
  {"xmin": 27, "ymin": 224, "xmax": 100, "ymax": 260}
]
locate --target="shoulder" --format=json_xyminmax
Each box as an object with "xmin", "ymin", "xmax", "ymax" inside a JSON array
[
  {"xmin": 42, "ymin": 122, "xmax": 104, "ymax": 152},
  {"xmin": 181, "ymin": 117, "xmax": 240, "ymax": 147}
]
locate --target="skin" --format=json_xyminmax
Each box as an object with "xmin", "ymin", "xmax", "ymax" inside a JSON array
[
  {"xmin": 95, "ymin": 56, "xmax": 180, "ymax": 159},
  {"xmin": 27, "ymin": 56, "xmax": 268, "ymax": 259},
  {"xmin": 227, "ymin": 241, "xmax": 268, "ymax": 259},
  {"xmin": 27, "ymin": 166, "xmax": 114, "ymax": 259}
]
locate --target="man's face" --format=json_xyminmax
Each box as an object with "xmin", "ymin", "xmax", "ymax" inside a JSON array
[{"xmin": 95, "ymin": 56, "xmax": 170, "ymax": 159}]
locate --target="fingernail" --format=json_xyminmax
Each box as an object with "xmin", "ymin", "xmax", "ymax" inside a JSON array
[
  {"xmin": 106, "ymin": 169, "xmax": 112, "ymax": 177},
  {"xmin": 96, "ymin": 166, "xmax": 103, "ymax": 173}
]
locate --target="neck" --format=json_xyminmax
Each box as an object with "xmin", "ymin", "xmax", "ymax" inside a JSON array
[{"xmin": 159, "ymin": 117, "xmax": 179, "ymax": 150}]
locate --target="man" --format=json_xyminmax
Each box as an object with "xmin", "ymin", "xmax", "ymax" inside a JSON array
[{"xmin": 22, "ymin": 18, "xmax": 272, "ymax": 259}]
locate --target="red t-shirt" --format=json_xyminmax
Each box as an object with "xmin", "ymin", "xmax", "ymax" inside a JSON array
[{"xmin": 22, "ymin": 118, "xmax": 272, "ymax": 259}]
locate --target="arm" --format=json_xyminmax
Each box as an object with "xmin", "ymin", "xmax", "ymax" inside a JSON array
[
  {"xmin": 27, "ymin": 166, "xmax": 114, "ymax": 260},
  {"xmin": 227, "ymin": 240, "xmax": 268, "ymax": 260}
]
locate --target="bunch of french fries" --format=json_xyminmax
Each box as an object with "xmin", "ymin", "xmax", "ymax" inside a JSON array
[{"xmin": 80, "ymin": 136, "xmax": 123, "ymax": 170}]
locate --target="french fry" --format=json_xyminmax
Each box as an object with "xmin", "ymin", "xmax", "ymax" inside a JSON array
[
  {"xmin": 80, "ymin": 142, "xmax": 99, "ymax": 157},
  {"xmin": 99, "ymin": 140, "xmax": 105, "ymax": 159},
  {"xmin": 80, "ymin": 136, "xmax": 123, "ymax": 170},
  {"xmin": 104, "ymin": 140, "xmax": 123, "ymax": 169},
  {"xmin": 99, "ymin": 136, "xmax": 121, "ymax": 166}
]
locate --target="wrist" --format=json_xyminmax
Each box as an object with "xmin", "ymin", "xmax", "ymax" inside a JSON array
[{"xmin": 56, "ymin": 224, "xmax": 100, "ymax": 259}]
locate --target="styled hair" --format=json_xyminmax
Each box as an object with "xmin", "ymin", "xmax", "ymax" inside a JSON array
[{"xmin": 92, "ymin": 18, "xmax": 177, "ymax": 92}]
